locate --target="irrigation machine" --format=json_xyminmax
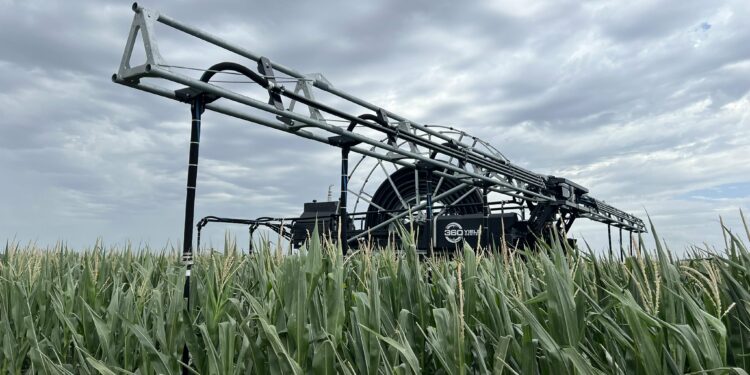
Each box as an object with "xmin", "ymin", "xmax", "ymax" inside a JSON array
[
  {"xmin": 112, "ymin": 4, "xmax": 647, "ymax": 371},
  {"xmin": 114, "ymin": 3, "xmax": 645, "ymax": 257}
]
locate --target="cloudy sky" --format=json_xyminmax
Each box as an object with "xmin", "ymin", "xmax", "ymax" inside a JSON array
[{"xmin": 1, "ymin": 0, "xmax": 749, "ymax": 252}]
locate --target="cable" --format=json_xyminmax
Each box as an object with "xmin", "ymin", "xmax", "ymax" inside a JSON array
[
  {"xmin": 156, "ymin": 63, "xmax": 312, "ymax": 82},
  {"xmin": 203, "ymin": 79, "xmax": 302, "ymax": 84}
]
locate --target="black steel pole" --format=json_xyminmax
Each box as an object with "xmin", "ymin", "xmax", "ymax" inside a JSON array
[
  {"xmin": 607, "ymin": 224, "xmax": 612, "ymax": 258},
  {"xmin": 425, "ymin": 170, "xmax": 434, "ymax": 253},
  {"xmin": 619, "ymin": 227, "xmax": 624, "ymax": 261},
  {"xmin": 500, "ymin": 203, "xmax": 506, "ymax": 252},
  {"xmin": 482, "ymin": 186, "xmax": 489, "ymax": 249},
  {"xmin": 340, "ymin": 147, "xmax": 350, "ymax": 255},
  {"xmin": 181, "ymin": 96, "xmax": 204, "ymax": 374}
]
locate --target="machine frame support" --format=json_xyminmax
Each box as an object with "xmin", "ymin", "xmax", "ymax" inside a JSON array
[
  {"xmin": 114, "ymin": 3, "xmax": 647, "ymax": 252},
  {"xmin": 180, "ymin": 96, "xmax": 204, "ymax": 374},
  {"xmin": 340, "ymin": 147, "xmax": 350, "ymax": 254},
  {"xmin": 424, "ymin": 168, "xmax": 434, "ymax": 252},
  {"xmin": 482, "ymin": 185, "xmax": 490, "ymax": 249}
]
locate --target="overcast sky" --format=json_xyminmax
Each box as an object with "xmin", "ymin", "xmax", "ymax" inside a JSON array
[{"xmin": 1, "ymin": 0, "xmax": 749, "ymax": 253}]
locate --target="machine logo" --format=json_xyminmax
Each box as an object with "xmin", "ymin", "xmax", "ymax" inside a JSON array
[
  {"xmin": 444, "ymin": 222, "xmax": 464, "ymax": 244},
  {"xmin": 444, "ymin": 222, "xmax": 481, "ymax": 244}
]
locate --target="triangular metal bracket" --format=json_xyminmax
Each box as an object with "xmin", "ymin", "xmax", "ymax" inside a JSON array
[
  {"xmin": 287, "ymin": 73, "xmax": 330, "ymax": 125},
  {"xmin": 117, "ymin": 7, "xmax": 165, "ymax": 82}
]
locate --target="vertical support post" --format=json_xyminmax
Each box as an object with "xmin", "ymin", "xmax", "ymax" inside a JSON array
[
  {"xmin": 196, "ymin": 224, "xmax": 202, "ymax": 253},
  {"xmin": 629, "ymin": 231, "xmax": 633, "ymax": 257},
  {"xmin": 607, "ymin": 224, "xmax": 612, "ymax": 258},
  {"xmin": 500, "ymin": 202, "xmax": 507, "ymax": 253},
  {"xmin": 619, "ymin": 227, "xmax": 624, "ymax": 261},
  {"xmin": 248, "ymin": 225, "xmax": 254, "ymax": 254},
  {"xmin": 482, "ymin": 186, "xmax": 489, "ymax": 250},
  {"xmin": 339, "ymin": 147, "xmax": 350, "ymax": 255},
  {"xmin": 181, "ymin": 96, "xmax": 204, "ymax": 374},
  {"xmin": 425, "ymin": 169, "xmax": 434, "ymax": 254}
]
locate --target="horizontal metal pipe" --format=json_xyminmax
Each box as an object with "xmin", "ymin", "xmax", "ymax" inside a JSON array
[
  {"xmin": 135, "ymin": 4, "xmax": 530, "ymax": 170},
  {"xmin": 112, "ymin": 78, "xmax": 427, "ymax": 169},
  {"xmin": 146, "ymin": 65, "xmax": 552, "ymax": 200},
  {"xmin": 280, "ymin": 89, "xmax": 545, "ymax": 188},
  {"xmin": 151, "ymin": 10, "xmax": 304, "ymax": 80},
  {"xmin": 137, "ymin": 5, "xmax": 560, "ymax": 198}
]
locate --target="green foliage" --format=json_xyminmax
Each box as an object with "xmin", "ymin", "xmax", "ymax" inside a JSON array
[{"xmin": 1, "ymin": 218, "xmax": 750, "ymax": 374}]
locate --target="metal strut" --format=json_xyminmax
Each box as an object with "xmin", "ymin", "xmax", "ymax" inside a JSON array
[
  {"xmin": 425, "ymin": 168, "xmax": 434, "ymax": 253},
  {"xmin": 180, "ymin": 95, "xmax": 203, "ymax": 374},
  {"xmin": 482, "ymin": 185, "xmax": 490, "ymax": 249},
  {"xmin": 340, "ymin": 147, "xmax": 349, "ymax": 254}
]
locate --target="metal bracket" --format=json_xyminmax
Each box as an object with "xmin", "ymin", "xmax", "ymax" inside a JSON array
[
  {"xmin": 288, "ymin": 73, "xmax": 330, "ymax": 125},
  {"xmin": 258, "ymin": 56, "xmax": 294, "ymax": 125},
  {"xmin": 117, "ymin": 6, "xmax": 165, "ymax": 82},
  {"xmin": 258, "ymin": 57, "xmax": 284, "ymax": 110},
  {"xmin": 174, "ymin": 87, "xmax": 219, "ymax": 104}
]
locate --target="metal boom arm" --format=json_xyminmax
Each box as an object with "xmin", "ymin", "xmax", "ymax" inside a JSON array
[{"xmin": 113, "ymin": 3, "xmax": 646, "ymax": 237}]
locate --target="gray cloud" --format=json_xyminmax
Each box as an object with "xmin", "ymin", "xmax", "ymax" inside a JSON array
[{"xmin": 1, "ymin": 0, "xmax": 748, "ymax": 251}]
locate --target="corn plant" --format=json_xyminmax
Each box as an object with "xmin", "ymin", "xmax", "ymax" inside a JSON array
[{"xmin": 1, "ymin": 216, "xmax": 750, "ymax": 374}]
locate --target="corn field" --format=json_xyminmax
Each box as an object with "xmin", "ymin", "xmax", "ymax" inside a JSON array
[{"xmin": 1, "ymin": 220, "xmax": 750, "ymax": 374}]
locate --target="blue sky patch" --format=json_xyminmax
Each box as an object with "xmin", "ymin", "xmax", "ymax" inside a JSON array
[{"xmin": 682, "ymin": 181, "xmax": 750, "ymax": 200}]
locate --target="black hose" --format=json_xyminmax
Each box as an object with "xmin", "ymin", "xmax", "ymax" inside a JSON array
[{"xmin": 199, "ymin": 62, "xmax": 269, "ymax": 87}]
